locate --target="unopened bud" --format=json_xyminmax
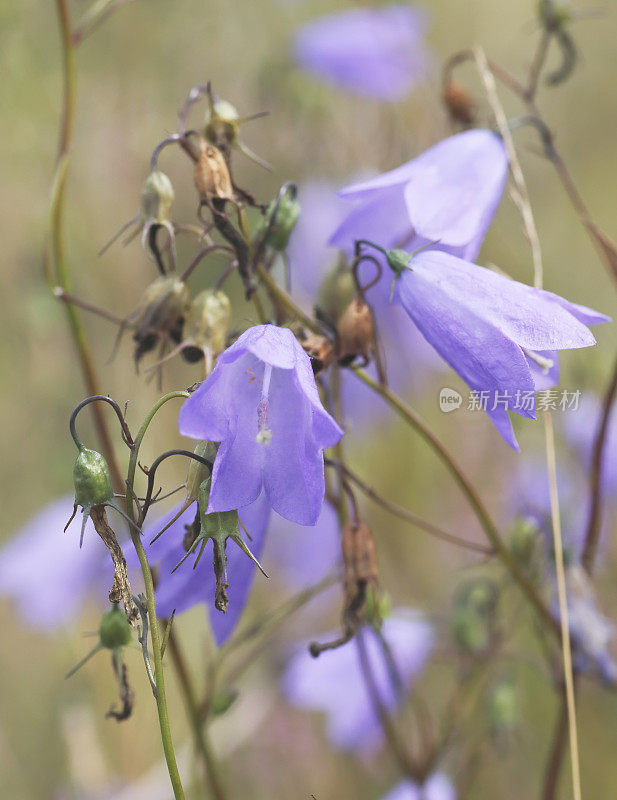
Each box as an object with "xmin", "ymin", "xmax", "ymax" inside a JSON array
[
  {"xmin": 185, "ymin": 441, "xmax": 218, "ymax": 503},
  {"xmin": 489, "ymin": 679, "xmax": 518, "ymax": 736},
  {"xmin": 140, "ymin": 170, "xmax": 174, "ymax": 226},
  {"xmin": 302, "ymin": 333, "xmax": 335, "ymax": 374},
  {"xmin": 73, "ymin": 448, "xmax": 114, "ymax": 509},
  {"xmin": 443, "ymin": 81, "xmax": 477, "ymax": 126},
  {"xmin": 99, "ymin": 604, "xmax": 133, "ymax": 650},
  {"xmin": 316, "ymin": 262, "xmax": 356, "ymax": 324},
  {"xmin": 538, "ymin": 0, "xmax": 571, "ymax": 30},
  {"xmin": 337, "ymin": 297, "xmax": 374, "ymax": 366},
  {"xmin": 256, "ymin": 191, "xmax": 301, "ymax": 251},
  {"xmin": 211, "ymin": 687, "xmax": 239, "ymax": 716},
  {"xmin": 509, "ymin": 515, "xmax": 540, "ymax": 567},
  {"xmin": 451, "ymin": 606, "xmax": 489, "ymax": 654},
  {"xmin": 194, "ymin": 139, "xmax": 234, "ymax": 202}
]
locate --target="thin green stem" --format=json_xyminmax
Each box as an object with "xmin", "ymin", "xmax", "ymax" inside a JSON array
[
  {"xmin": 166, "ymin": 629, "xmax": 228, "ymax": 800},
  {"xmin": 125, "ymin": 391, "xmax": 189, "ymax": 800},
  {"xmin": 352, "ymin": 367, "xmax": 558, "ymax": 635},
  {"xmin": 51, "ymin": 0, "xmax": 122, "ymax": 488}
]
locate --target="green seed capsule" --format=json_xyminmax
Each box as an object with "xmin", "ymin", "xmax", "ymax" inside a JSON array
[
  {"xmin": 99, "ymin": 604, "xmax": 133, "ymax": 650},
  {"xmin": 140, "ymin": 170, "xmax": 175, "ymax": 226},
  {"xmin": 73, "ymin": 448, "xmax": 114, "ymax": 508}
]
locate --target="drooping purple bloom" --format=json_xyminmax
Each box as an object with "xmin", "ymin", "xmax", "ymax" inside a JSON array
[
  {"xmin": 392, "ymin": 249, "xmax": 608, "ymax": 449},
  {"xmin": 331, "ymin": 130, "xmax": 509, "ymax": 263},
  {"xmin": 283, "ymin": 612, "xmax": 434, "ymax": 750},
  {"xmin": 293, "ymin": 5, "xmax": 430, "ymax": 101},
  {"xmin": 178, "ymin": 325, "xmax": 343, "ymax": 525},
  {"xmin": 0, "ymin": 496, "xmax": 110, "ymax": 630},
  {"xmin": 381, "ymin": 774, "xmax": 457, "ymax": 800},
  {"xmin": 139, "ymin": 494, "xmax": 272, "ymax": 646}
]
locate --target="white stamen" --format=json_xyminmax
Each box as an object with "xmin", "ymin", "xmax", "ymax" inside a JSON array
[{"xmin": 255, "ymin": 364, "xmax": 274, "ymax": 445}]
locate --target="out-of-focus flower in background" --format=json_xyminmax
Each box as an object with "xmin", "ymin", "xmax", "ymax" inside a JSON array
[
  {"xmin": 380, "ymin": 773, "xmax": 457, "ymax": 800},
  {"xmin": 283, "ymin": 612, "xmax": 434, "ymax": 750},
  {"xmin": 0, "ymin": 495, "xmax": 111, "ymax": 630},
  {"xmin": 178, "ymin": 324, "xmax": 343, "ymax": 525},
  {"xmin": 331, "ymin": 130, "xmax": 509, "ymax": 262},
  {"xmin": 293, "ymin": 4, "xmax": 430, "ymax": 101},
  {"xmin": 564, "ymin": 393, "xmax": 617, "ymax": 494}
]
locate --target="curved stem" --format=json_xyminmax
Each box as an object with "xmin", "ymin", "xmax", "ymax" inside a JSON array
[
  {"xmin": 51, "ymin": 0, "xmax": 122, "ymax": 488},
  {"xmin": 69, "ymin": 395, "xmax": 134, "ymax": 452},
  {"xmin": 125, "ymin": 391, "xmax": 189, "ymax": 800},
  {"xmin": 352, "ymin": 367, "xmax": 558, "ymax": 635}
]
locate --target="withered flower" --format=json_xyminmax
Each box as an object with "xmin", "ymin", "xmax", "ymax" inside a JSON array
[
  {"xmin": 442, "ymin": 80, "xmax": 477, "ymax": 127},
  {"xmin": 336, "ymin": 296, "xmax": 374, "ymax": 366},
  {"xmin": 302, "ymin": 332, "xmax": 336, "ymax": 374}
]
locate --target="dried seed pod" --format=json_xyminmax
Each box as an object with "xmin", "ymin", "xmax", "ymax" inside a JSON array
[
  {"xmin": 336, "ymin": 297, "xmax": 374, "ymax": 366},
  {"xmin": 125, "ymin": 276, "xmax": 190, "ymax": 366},
  {"xmin": 341, "ymin": 519, "xmax": 379, "ymax": 633},
  {"xmin": 443, "ymin": 80, "xmax": 477, "ymax": 126},
  {"xmin": 194, "ymin": 138, "xmax": 235, "ymax": 202},
  {"xmin": 301, "ymin": 333, "xmax": 335, "ymax": 374}
]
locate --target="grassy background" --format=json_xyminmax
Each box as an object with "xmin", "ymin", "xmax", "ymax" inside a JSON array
[{"xmin": 1, "ymin": 0, "xmax": 617, "ymax": 797}]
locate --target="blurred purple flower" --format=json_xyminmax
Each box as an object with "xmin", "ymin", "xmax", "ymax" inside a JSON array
[
  {"xmin": 178, "ymin": 325, "xmax": 343, "ymax": 525},
  {"xmin": 283, "ymin": 612, "xmax": 434, "ymax": 750},
  {"xmin": 564, "ymin": 393, "xmax": 617, "ymax": 495},
  {"xmin": 0, "ymin": 495, "xmax": 110, "ymax": 630},
  {"xmin": 264, "ymin": 501, "xmax": 340, "ymax": 590},
  {"xmin": 287, "ymin": 181, "xmax": 348, "ymax": 301},
  {"xmin": 392, "ymin": 249, "xmax": 607, "ymax": 449},
  {"xmin": 559, "ymin": 564, "xmax": 617, "ymax": 686},
  {"xmin": 293, "ymin": 5, "xmax": 430, "ymax": 101},
  {"xmin": 139, "ymin": 493, "xmax": 271, "ymax": 646},
  {"xmin": 331, "ymin": 129, "xmax": 508, "ymax": 262},
  {"xmin": 381, "ymin": 774, "xmax": 457, "ymax": 800}
]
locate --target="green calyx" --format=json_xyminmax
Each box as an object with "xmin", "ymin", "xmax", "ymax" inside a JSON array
[
  {"xmin": 173, "ymin": 476, "xmax": 267, "ymax": 613},
  {"xmin": 99, "ymin": 604, "xmax": 133, "ymax": 649},
  {"xmin": 385, "ymin": 248, "xmax": 413, "ymax": 277},
  {"xmin": 73, "ymin": 447, "xmax": 114, "ymax": 508}
]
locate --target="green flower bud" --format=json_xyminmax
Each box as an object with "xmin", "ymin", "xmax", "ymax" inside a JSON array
[
  {"xmin": 99, "ymin": 604, "xmax": 133, "ymax": 650},
  {"xmin": 316, "ymin": 262, "xmax": 356, "ymax": 323},
  {"xmin": 185, "ymin": 441, "xmax": 218, "ymax": 502},
  {"xmin": 489, "ymin": 679, "xmax": 518, "ymax": 734},
  {"xmin": 256, "ymin": 192, "xmax": 301, "ymax": 252},
  {"xmin": 510, "ymin": 515, "xmax": 540, "ymax": 567},
  {"xmin": 538, "ymin": 0, "xmax": 571, "ymax": 30},
  {"xmin": 140, "ymin": 170, "xmax": 174, "ymax": 226},
  {"xmin": 211, "ymin": 687, "xmax": 239, "ymax": 716},
  {"xmin": 73, "ymin": 447, "xmax": 114, "ymax": 508},
  {"xmin": 451, "ymin": 606, "xmax": 489, "ymax": 654}
]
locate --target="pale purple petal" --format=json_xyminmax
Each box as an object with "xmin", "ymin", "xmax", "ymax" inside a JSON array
[
  {"xmin": 294, "ymin": 5, "xmax": 430, "ymax": 101},
  {"xmin": 409, "ymin": 251, "xmax": 600, "ymax": 352},
  {"xmin": 403, "ymin": 130, "xmax": 508, "ymax": 257},
  {"xmin": 283, "ymin": 612, "xmax": 434, "ymax": 750},
  {"xmin": 179, "ymin": 325, "xmax": 343, "ymax": 525},
  {"xmin": 0, "ymin": 496, "xmax": 111, "ymax": 630}
]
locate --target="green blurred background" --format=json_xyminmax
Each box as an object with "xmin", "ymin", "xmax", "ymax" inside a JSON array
[{"xmin": 1, "ymin": 0, "xmax": 617, "ymax": 797}]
